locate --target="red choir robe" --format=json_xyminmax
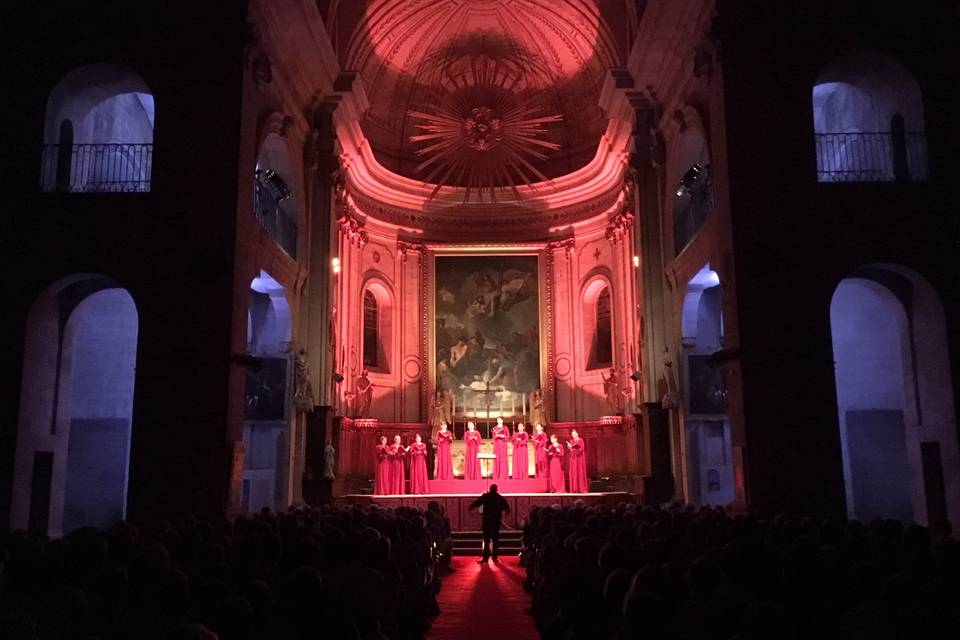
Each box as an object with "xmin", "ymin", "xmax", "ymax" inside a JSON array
[
  {"xmin": 436, "ymin": 430, "xmax": 454, "ymax": 480},
  {"xmin": 547, "ymin": 443, "xmax": 566, "ymax": 493},
  {"xmin": 464, "ymin": 430, "xmax": 482, "ymax": 480},
  {"xmin": 512, "ymin": 431, "xmax": 530, "ymax": 479},
  {"xmin": 389, "ymin": 443, "xmax": 406, "ymax": 494},
  {"xmin": 374, "ymin": 444, "xmax": 392, "ymax": 494},
  {"xmin": 409, "ymin": 442, "xmax": 429, "ymax": 494},
  {"xmin": 567, "ymin": 437, "xmax": 588, "ymax": 493},
  {"xmin": 534, "ymin": 432, "xmax": 549, "ymax": 479},
  {"xmin": 492, "ymin": 424, "xmax": 510, "ymax": 480}
]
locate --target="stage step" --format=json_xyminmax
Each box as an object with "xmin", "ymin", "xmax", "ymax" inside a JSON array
[{"xmin": 451, "ymin": 530, "xmax": 524, "ymax": 556}]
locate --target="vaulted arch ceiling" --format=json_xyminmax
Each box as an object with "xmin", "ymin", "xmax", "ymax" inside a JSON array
[{"xmin": 325, "ymin": 0, "xmax": 635, "ymax": 190}]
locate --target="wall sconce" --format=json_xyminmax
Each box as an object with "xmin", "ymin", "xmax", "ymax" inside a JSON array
[
  {"xmin": 632, "ymin": 255, "xmax": 640, "ymax": 268},
  {"xmin": 331, "ymin": 257, "xmax": 341, "ymax": 274}
]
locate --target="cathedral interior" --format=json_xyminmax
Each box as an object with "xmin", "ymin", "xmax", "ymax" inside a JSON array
[{"xmin": 2, "ymin": 2, "xmax": 960, "ymax": 637}]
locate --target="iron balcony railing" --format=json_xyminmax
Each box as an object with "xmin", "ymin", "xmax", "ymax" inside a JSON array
[
  {"xmin": 254, "ymin": 177, "xmax": 298, "ymax": 258},
  {"xmin": 40, "ymin": 143, "xmax": 153, "ymax": 193},
  {"xmin": 815, "ymin": 131, "xmax": 928, "ymax": 183}
]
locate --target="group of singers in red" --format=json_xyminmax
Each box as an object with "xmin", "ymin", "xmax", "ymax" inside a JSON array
[{"xmin": 373, "ymin": 417, "xmax": 589, "ymax": 495}]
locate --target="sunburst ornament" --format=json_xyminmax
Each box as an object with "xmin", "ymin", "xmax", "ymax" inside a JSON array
[{"xmin": 407, "ymin": 34, "xmax": 563, "ymax": 202}]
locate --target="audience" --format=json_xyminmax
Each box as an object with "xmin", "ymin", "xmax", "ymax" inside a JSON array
[
  {"xmin": 522, "ymin": 503, "xmax": 960, "ymax": 639},
  {"xmin": 0, "ymin": 503, "xmax": 453, "ymax": 640}
]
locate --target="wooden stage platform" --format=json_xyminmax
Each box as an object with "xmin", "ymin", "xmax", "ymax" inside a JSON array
[{"xmin": 335, "ymin": 491, "xmax": 634, "ymax": 531}]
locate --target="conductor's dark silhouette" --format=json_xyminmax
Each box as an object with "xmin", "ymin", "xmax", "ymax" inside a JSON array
[{"xmin": 469, "ymin": 484, "xmax": 510, "ymax": 562}]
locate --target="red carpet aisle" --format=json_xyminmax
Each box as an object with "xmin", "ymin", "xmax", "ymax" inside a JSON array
[{"xmin": 429, "ymin": 557, "xmax": 540, "ymax": 640}]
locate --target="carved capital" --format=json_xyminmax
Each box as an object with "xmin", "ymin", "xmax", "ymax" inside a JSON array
[{"xmin": 605, "ymin": 211, "xmax": 634, "ymax": 243}]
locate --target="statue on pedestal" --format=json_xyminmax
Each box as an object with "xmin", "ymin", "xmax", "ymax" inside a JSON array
[
  {"xmin": 529, "ymin": 388, "xmax": 546, "ymax": 426},
  {"xmin": 293, "ymin": 349, "xmax": 315, "ymax": 411},
  {"xmin": 354, "ymin": 369, "xmax": 373, "ymax": 417},
  {"xmin": 661, "ymin": 350, "xmax": 681, "ymax": 410},
  {"xmin": 323, "ymin": 440, "xmax": 336, "ymax": 480},
  {"xmin": 601, "ymin": 367, "xmax": 623, "ymax": 415}
]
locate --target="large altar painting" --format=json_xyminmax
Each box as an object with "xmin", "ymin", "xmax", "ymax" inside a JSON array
[{"xmin": 434, "ymin": 254, "xmax": 540, "ymax": 417}]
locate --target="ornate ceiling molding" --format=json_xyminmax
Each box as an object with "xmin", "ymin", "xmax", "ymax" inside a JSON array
[{"xmin": 327, "ymin": 67, "xmax": 645, "ymax": 239}]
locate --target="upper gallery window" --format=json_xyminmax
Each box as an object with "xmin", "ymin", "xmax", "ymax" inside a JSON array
[
  {"xmin": 812, "ymin": 51, "xmax": 927, "ymax": 183},
  {"xmin": 42, "ymin": 64, "xmax": 154, "ymax": 193}
]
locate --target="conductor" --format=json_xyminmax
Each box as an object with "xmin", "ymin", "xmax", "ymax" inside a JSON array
[{"xmin": 469, "ymin": 484, "xmax": 510, "ymax": 562}]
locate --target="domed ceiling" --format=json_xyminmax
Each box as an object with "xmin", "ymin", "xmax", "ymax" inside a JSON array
[{"xmin": 324, "ymin": 0, "xmax": 635, "ymax": 199}]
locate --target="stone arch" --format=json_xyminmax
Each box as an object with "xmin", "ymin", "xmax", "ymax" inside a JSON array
[{"xmin": 10, "ymin": 275, "xmax": 138, "ymax": 535}]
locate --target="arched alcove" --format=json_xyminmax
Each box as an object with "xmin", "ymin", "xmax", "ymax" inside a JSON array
[
  {"xmin": 254, "ymin": 133, "xmax": 299, "ymax": 257},
  {"xmin": 830, "ymin": 265, "xmax": 958, "ymax": 526},
  {"xmin": 361, "ymin": 279, "xmax": 394, "ymax": 374},
  {"xmin": 10, "ymin": 275, "xmax": 138, "ymax": 536},
  {"xmin": 242, "ymin": 269, "xmax": 292, "ymax": 513},
  {"xmin": 681, "ymin": 264, "xmax": 733, "ymax": 506},
  {"xmin": 812, "ymin": 51, "xmax": 927, "ymax": 182},
  {"xmin": 671, "ymin": 126, "xmax": 712, "ymax": 255},
  {"xmin": 42, "ymin": 64, "xmax": 154, "ymax": 192},
  {"xmin": 582, "ymin": 277, "xmax": 614, "ymax": 371}
]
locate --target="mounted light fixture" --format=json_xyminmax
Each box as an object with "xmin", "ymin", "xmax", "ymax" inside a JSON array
[
  {"xmin": 255, "ymin": 168, "xmax": 291, "ymax": 202},
  {"xmin": 632, "ymin": 255, "xmax": 640, "ymax": 268},
  {"xmin": 675, "ymin": 163, "xmax": 708, "ymax": 197},
  {"xmin": 331, "ymin": 257, "xmax": 341, "ymax": 274}
]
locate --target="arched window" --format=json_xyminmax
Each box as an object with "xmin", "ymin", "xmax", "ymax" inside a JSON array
[
  {"xmin": 11, "ymin": 275, "xmax": 138, "ymax": 536},
  {"xmin": 242, "ymin": 269, "xmax": 292, "ymax": 513},
  {"xmin": 42, "ymin": 64, "xmax": 154, "ymax": 192},
  {"xmin": 594, "ymin": 288, "xmax": 613, "ymax": 368},
  {"xmin": 255, "ymin": 133, "xmax": 299, "ymax": 257},
  {"xmin": 583, "ymin": 279, "xmax": 613, "ymax": 371},
  {"xmin": 830, "ymin": 265, "xmax": 958, "ymax": 526},
  {"xmin": 812, "ymin": 51, "xmax": 927, "ymax": 182},
  {"xmin": 363, "ymin": 290, "xmax": 379, "ymax": 368}
]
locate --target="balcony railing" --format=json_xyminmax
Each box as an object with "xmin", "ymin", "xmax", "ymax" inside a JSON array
[
  {"xmin": 815, "ymin": 131, "xmax": 928, "ymax": 183},
  {"xmin": 41, "ymin": 143, "xmax": 153, "ymax": 193},
  {"xmin": 674, "ymin": 185, "xmax": 714, "ymax": 256},
  {"xmin": 254, "ymin": 178, "xmax": 298, "ymax": 258}
]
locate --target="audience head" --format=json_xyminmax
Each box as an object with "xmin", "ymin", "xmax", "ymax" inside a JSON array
[{"xmin": 490, "ymin": 484, "xmax": 498, "ymax": 494}]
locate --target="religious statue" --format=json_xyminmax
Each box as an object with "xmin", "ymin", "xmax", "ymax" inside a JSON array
[
  {"xmin": 661, "ymin": 349, "xmax": 682, "ymax": 410},
  {"xmin": 323, "ymin": 440, "xmax": 336, "ymax": 480},
  {"xmin": 429, "ymin": 390, "xmax": 453, "ymax": 439},
  {"xmin": 529, "ymin": 388, "xmax": 546, "ymax": 426},
  {"xmin": 354, "ymin": 370, "xmax": 373, "ymax": 418},
  {"xmin": 601, "ymin": 367, "xmax": 623, "ymax": 415},
  {"xmin": 293, "ymin": 349, "xmax": 315, "ymax": 411}
]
